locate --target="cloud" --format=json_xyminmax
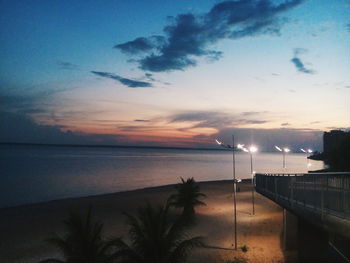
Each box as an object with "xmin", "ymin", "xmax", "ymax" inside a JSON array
[
  {"xmin": 0, "ymin": 110, "xmax": 124, "ymax": 145},
  {"xmin": 114, "ymin": 36, "xmax": 166, "ymax": 54},
  {"xmin": 291, "ymin": 48, "xmax": 315, "ymax": 74},
  {"xmin": 281, "ymin": 122, "xmax": 290, "ymax": 126},
  {"xmin": 169, "ymin": 111, "xmax": 269, "ymax": 129},
  {"xmin": 134, "ymin": 119, "xmax": 150, "ymax": 122},
  {"xmin": 115, "ymin": 0, "xmax": 305, "ymax": 72},
  {"xmin": 291, "ymin": 58, "xmax": 314, "ymax": 74},
  {"xmin": 0, "ymin": 89, "xmax": 46, "ymax": 116},
  {"xmin": 0, "ymin": 109, "xmax": 323, "ymax": 151},
  {"xmin": 144, "ymin": 73, "xmax": 155, "ymax": 81},
  {"xmin": 241, "ymin": 111, "xmax": 267, "ymax": 116},
  {"xmin": 91, "ymin": 71, "xmax": 153, "ymax": 88},
  {"xmin": 57, "ymin": 61, "xmax": 78, "ymax": 70},
  {"xmin": 0, "ymin": 82, "xmax": 80, "ymax": 118}
]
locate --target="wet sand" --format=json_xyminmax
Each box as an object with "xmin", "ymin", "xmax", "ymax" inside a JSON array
[{"xmin": 0, "ymin": 181, "xmax": 285, "ymax": 263}]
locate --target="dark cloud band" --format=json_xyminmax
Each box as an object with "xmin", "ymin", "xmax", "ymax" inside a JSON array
[
  {"xmin": 115, "ymin": 0, "xmax": 305, "ymax": 72},
  {"xmin": 290, "ymin": 48, "xmax": 315, "ymax": 74},
  {"xmin": 91, "ymin": 71, "xmax": 152, "ymax": 88}
]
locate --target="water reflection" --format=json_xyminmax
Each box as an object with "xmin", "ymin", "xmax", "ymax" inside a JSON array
[{"xmin": 0, "ymin": 145, "xmax": 324, "ymax": 207}]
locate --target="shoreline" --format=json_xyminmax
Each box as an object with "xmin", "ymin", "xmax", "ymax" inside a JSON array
[
  {"xmin": 0, "ymin": 180, "xmax": 286, "ymax": 263},
  {"xmin": 0, "ymin": 179, "xmax": 239, "ymax": 210}
]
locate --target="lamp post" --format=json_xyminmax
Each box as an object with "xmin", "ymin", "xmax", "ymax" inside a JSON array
[
  {"xmin": 248, "ymin": 146, "xmax": 257, "ymax": 215},
  {"xmin": 275, "ymin": 145, "xmax": 290, "ymax": 168},
  {"xmin": 241, "ymin": 145, "xmax": 257, "ymax": 215},
  {"xmin": 301, "ymin": 148, "xmax": 313, "ymax": 167},
  {"xmin": 215, "ymin": 136, "xmax": 238, "ymax": 250}
]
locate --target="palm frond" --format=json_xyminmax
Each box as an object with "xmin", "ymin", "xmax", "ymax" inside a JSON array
[{"xmin": 170, "ymin": 236, "xmax": 205, "ymax": 263}]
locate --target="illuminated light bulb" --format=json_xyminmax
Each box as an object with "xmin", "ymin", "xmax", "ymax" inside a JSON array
[
  {"xmin": 275, "ymin": 145, "xmax": 282, "ymax": 152},
  {"xmin": 237, "ymin": 144, "xmax": 245, "ymax": 149},
  {"xmin": 249, "ymin": 146, "xmax": 258, "ymax": 153}
]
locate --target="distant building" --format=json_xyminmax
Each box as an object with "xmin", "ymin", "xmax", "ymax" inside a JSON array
[{"xmin": 323, "ymin": 130, "xmax": 346, "ymax": 154}]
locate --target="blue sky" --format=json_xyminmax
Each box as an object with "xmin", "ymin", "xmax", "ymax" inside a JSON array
[{"xmin": 1, "ymin": 0, "xmax": 349, "ymax": 150}]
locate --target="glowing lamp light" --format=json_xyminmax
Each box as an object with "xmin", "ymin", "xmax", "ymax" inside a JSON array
[
  {"xmin": 249, "ymin": 146, "xmax": 258, "ymax": 153},
  {"xmin": 237, "ymin": 144, "xmax": 245, "ymax": 149},
  {"xmin": 284, "ymin": 148, "xmax": 290, "ymax": 153},
  {"xmin": 215, "ymin": 139, "xmax": 223, "ymax": 145},
  {"xmin": 307, "ymin": 149, "xmax": 313, "ymax": 153},
  {"xmin": 275, "ymin": 145, "xmax": 282, "ymax": 152},
  {"xmin": 300, "ymin": 148, "xmax": 307, "ymax": 153}
]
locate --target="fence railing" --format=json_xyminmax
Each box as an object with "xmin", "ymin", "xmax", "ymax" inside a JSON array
[{"xmin": 255, "ymin": 172, "xmax": 350, "ymax": 220}]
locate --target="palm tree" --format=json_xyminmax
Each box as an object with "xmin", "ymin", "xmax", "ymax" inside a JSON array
[
  {"xmin": 168, "ymin": 177, "xmax": 206, "ymax": 223},
  {"xmin": 39, "ymin": 207, "xmax": 116, "ymax": 263},
  {"xmin": 111, "ymin": 203, "xmax": 203, "ymax": 263}
]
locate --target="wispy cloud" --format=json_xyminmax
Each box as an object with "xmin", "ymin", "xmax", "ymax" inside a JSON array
[
  {"xmin": 115, "ymin": 36, "xmax": 166, "ymax": 54},
  {"xmin": 134, "ymin": 119, "xmax": 151, "ymax": 122},
  {"xmin": 91, "ymin": 71, "xmax": 153, "ymax": 88},
  {"xmin": 57, "ymin": 61, "xmax": 78, "ymax": 70},
  {"xmin": 281, "ymin": 122, "xmax": 290, "ymax": 126},
  {"xmin": 0, "ymin": 110, "xmax": 125, "ymax": 145},
  {"xmin": 291, "ymin": 48, "xmax": 315, "ymax": 74},
  {"xmin": 169, "ymin": 111, "xmax": 269, "ymax": 129},
  {"xmin": 0, "ymin": 88, "xmax": 47, "ymax": 116},
  {"xmin": 115, "ymin": 0, "xmax": 305, "ymax": 72}
]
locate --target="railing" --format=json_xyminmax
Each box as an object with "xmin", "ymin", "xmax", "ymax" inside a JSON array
[{"xmin": 255, "ymin": 172, "xmax": 350, "ymax": 220}]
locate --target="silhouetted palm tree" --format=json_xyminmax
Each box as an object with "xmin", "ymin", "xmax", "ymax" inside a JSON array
[
  {"xmin": 111, "ymin": 203, "xmax": 203, "ymax": 263},
  {"xmin": 39, "ymin": 207, "xmax": 116, "ymax": 263},
  {"xmin": 168, "ymin": 177, "xmax": 206, "ymax": 223}
]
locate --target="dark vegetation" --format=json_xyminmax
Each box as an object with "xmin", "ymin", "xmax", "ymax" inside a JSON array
[
  {"xmin": 168, "ymin": 177, "xmax": 206, "ymax": 224},
  {"xmin": 39, "ymin": 178, "xmax": 206, "ymax": 263},
  {"xmin": 38, "ymin": 207, "xmax": 116, "ymax": 263},
  {"xmin": 111, "ymin": 203, "xmax": 204, "ymax": 263},
  {"xmin": 240, "ymin": 245, "xmax": 249, "ymax": 253}
]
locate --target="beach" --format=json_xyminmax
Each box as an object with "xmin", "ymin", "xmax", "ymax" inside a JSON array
[{"xmin": 0, "ymin": 181, "xmax": 286, "ymax": 263}]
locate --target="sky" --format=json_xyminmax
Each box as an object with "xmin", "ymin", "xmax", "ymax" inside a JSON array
[{"xmin": 1, "ymin": 0, "xmax": 349, "ymax": 151}]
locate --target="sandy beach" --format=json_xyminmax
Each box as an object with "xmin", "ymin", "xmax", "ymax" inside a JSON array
[{"xmin": 0, "ymin": 181, "xmax": 286, "ymax": 263}]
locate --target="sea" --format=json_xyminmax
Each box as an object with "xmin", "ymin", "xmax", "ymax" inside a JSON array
[{"xmin": 0, "ymin": 144, "xmax": 324, "ymax": 208}]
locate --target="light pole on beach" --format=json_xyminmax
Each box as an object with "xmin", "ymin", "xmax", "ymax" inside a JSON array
[
  {"xmin": 275, "ymin": 146, "xmax": 290, "ymax": 168},
  {"xmin": 241, "ymin": 145, "xmax": 258, "ymax": 215},
  {"xmin": 301, "ymin": 148, "xmax": 313, "ymax": 167},
  {"xmin": 215, "ymin": 136, "xmax": 239, "ymax": 250}
]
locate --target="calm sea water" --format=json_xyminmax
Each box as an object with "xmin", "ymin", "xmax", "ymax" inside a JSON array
[{"xmin": 0, "ymin": 145, "xmax": 324, "ymax": 208}]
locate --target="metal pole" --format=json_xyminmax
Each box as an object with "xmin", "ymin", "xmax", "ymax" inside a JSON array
[
  {"xmin": 232, "ymin": 135, "xmax": 237, "ymax": 250},
  {"xmin": 250, "ymin": 152, "xmax": 255, "ymax": 215},
  {"xmin": 283, "ymin": 151, "xmax": 285, "ymax": 168}
]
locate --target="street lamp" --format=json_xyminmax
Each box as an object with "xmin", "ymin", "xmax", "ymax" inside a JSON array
[
  {"xmin": 300, "ymin": 148, "xmax": 313, "ymax": 154},
  {"xmin": 240, "ymin": 145, "xmax": 257, "ymax": 215},
  {"xmin": 248, "ymin": 146, "xmax": 257, "ymax": 215},
  {"xmin": 215, "ymin": 136, "xmax": 239, "ymax": 250},
  {"xmin": 275, "ymin": 145, "xmax": 290, "ymax": 168},
  {"xmin": 301, "ymin": 148, "xmax": 313, "ymax": 167}
]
